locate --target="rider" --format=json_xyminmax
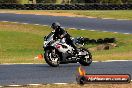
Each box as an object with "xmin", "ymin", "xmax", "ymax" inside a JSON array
[{"xmin": 51, "ymin": 22, "xmax": 78, "ymax": 54}]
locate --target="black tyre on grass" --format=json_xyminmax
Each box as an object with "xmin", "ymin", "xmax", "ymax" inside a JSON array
[{"xmin": 97, "ymin": 38, "xmax": 104, "ymax": 44}]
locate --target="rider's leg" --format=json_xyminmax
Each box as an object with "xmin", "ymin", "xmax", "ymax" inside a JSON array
[{"xmin": 65, "ymin": 38, "xmax": 78, "ymax": 54}]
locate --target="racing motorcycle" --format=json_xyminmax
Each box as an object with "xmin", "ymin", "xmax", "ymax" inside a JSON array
[{"xmin": 43, "ymin": 31, "xmax": 92, "ymax": 67}]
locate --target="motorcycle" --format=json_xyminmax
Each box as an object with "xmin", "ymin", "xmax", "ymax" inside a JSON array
[{"xmin": 43, "ymin": 31, "xmax": 92, "ymax": 67}]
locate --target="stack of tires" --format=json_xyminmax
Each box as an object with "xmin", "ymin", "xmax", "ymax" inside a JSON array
[
  {"xmin": 0, "ymin": 4, "xmax": 132, "ymax": 10},
  {"xmin": 77, "ymin": 37, "xmax": 116, "ymax": 45}
]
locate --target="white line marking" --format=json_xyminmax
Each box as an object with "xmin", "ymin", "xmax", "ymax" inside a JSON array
[
  {"xmin": 80, "ymin": 29, "xmax": 85, "ymax": 30},
  {"xmin": 102, "ymin": 18, "xmax": 113, "ymax": 20},
  {"xmin": 22, "ymin": 23, "xmax": 28, "ymax": 24},
  {"xmin": 102, "ymin": 31, "xmax": 108, "ymax": 32},
  {"xmin": 7, "ymin": 85, "xmax": 22, "ymax": 87},
  {"xmin": 93, "ymin": 61, "xmax": 99, "ymax": 62},
  {"xmin": 0, "ymin": 80, "xmax": 131, "ymax": 87},
  {"xmin": 102, "ymin": 60, "xmax": 132, "ymax": 62},
  {"xmin": 0, "ymin": 21, "xmax": 131, "ymax": 35},
  {"xmin": 116, "ymin": 19, "xmax": 129, "ymax": 21},
  {"xmin": 113, "ymin": 32, "xmax": 118, "ymax": 33},
  {"xmin": 87, "ymin": 17, "xmax": 97, "ymax": 18},
  {"xmin": 1, "ymin": 60, "xmax": 132, "ymax": 65},
  {"xmin": 1, "ymin": 21, "xmax": 9, "ymax": 22},
  {"xmin": 12, "ymin": 22, "xmax": 19, "ymax": 24},
  {"xmin": 123, "ymin": 33, "xmax": 130, "ymax": 35},
  {"xmin": 15, "ymin": 13, "xmax": 21, "ymax": 15},
  {"xmin": 34, "ymin": 24, "xmax": 40, "ymax": 25},
  {"xmin": 35, "ymin": 14, "xmax": 41, "ymax": 16},
  {"xmin": 28, "ymin": 84, "xmax": 41, "ymax": 86},
  {"xmin": 42, "ymin": 25, "xmax": 48, "ymax": 26},
  {"xmin": 90, "ymin": 30, "xmax": 95, "ymax": 31},
  {"xmin": 54, "ymin": 83, "xmax": 68, "ymax": 85},
  {"xmin": 0, "ymin": 63, "xmax": 44, "ymax": 65}
]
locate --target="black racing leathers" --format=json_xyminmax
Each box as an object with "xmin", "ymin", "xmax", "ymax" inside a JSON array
[{"xmin": 53, "ymin": 27, "xmax": 77, "ymax": 52}]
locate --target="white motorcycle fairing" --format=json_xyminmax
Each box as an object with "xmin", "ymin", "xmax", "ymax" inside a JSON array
[{"xmin": 43, "ymin": 31, "xmax": 92, "ymax": 67}]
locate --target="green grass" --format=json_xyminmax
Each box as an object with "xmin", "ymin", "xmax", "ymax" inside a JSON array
[
  {"xmin": 17, "ymin": 0, "xmax": 29, "ymax": 4},
  {"xmin": 0, "ymin": 22, "xmax": 51, "ymax": 63},
  {"xmin": 0, "ymin": 10, "xmax": 132, "ymax": 20},
  {"xmin": 45, "ymin": 10, "xmax": 132, "ymax": 20},
  {"xmin": 0, "ymin": 22, "xmax": 132, "ymax": 63},
  {"xmin": 68, "ymin": 29, "xmax": 132, "ymax": 61}
]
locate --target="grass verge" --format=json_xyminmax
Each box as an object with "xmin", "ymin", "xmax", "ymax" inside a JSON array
[
  {"xmin": 6, "ymin": 83, "xmax": 132, "ymax": 88},
  {"xmin": 0, "ymin": 22, "xmax": 132, "ymax": 63},
  {"xmin": 45, "ymin": 10, "xmax": 132, "ymax": 20},
  {"xmin": 0, "ymin": 10, "xmax": 132, "ymax": 20}
]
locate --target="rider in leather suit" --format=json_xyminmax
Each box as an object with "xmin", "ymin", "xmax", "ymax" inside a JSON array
[{"xmin": 51, "ymin": 22, "xmax": 78, "ymax": 54}]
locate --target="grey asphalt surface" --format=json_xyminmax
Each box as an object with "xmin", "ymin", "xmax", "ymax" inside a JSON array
[
  {"xmin": 0, "ymin": 13, "xmax": 132, "ymax": 85},
  {"xmin": 0, "ymin": 61, "xmax": 132, "ymax": 85},
  {"xmin": 0, "ymin": 13, "xmax": 132, "ymax": 33}
]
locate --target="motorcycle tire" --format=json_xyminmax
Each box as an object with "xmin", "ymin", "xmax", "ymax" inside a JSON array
[
  {"xmin": 79, "ymin": 48, "xmax": 92, "ymax": 66},
  {"xmin": 44, "ymin": 49, "xmax": 60, "ymax": 67}
]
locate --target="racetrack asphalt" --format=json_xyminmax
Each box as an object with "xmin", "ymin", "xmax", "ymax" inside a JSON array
[
  {"xmin": 0, "ymin": 13, "xmax": 132, "ymax": 85},
  {"xmin": 0, "ymin": 13, "xmax": 132, "ymax": 33},
  {"xmin": 0, "ymin": 61, "xmax": 132, "ymax": 85}
]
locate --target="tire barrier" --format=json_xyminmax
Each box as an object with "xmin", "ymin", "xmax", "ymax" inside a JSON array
[
  {"xmin": 97, "ymin": 38, "xmax": 104, "ymax": 44},
  {"xmin": 75, "ymin": 37, "xmax": 116, "ymax": 45},
  {"xmin": 0, "ymin": 4, "xmax": 132, "ymax": 10}
]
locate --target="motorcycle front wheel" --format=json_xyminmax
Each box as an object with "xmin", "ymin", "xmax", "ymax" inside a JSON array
[
  {"xmin": 79, "ymin": 48, "xmax": 92, "ymax": 66},
  {"xmin": 44, "ymin": 49, "xmax": 60, "ymax": 67}
]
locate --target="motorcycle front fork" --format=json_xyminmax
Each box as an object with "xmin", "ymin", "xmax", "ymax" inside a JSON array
[{"xmin": 51, "ymin": 49, "xmax": 56, "ymax": 58}]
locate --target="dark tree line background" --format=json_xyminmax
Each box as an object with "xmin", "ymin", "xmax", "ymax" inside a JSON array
[{"xmin": 0, "ymin": 0, "xmax": 132, "ymax": 4}]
